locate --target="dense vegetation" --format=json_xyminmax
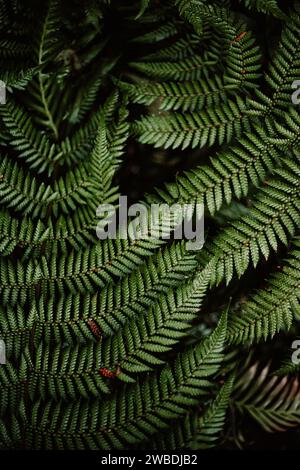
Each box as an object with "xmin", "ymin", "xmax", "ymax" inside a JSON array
[{"xmin": 1, "ymin": 0, "xmax": 300, "ymax": 450}]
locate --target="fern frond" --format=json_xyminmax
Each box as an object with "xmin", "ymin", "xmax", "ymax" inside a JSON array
[
  {"xmin": 27, "ymin": 0, "xmax": 63, "ymax": 139},
  {"xmin": 238, "ymin": 0, "xmax": 285, "ymax": 18},
  {"xmin": 36, "ymin": 234, "xmax": 165, "ymax": 297},
  {"xmin": 102, "ymin": 263, "xmax": 211, "ymax": 381},
  {"xmin": 0, "ymin": 211, "xmax": 51, "ymax": 257},
  {"xmin": 148, "ymin": 373, "xmax": 235, "ymax": 449},
  {"xmin": 134, "ymin": 97, "xmax": 250, "ymax": 150},
  {"xmin": 146, "ymin": 121, "xmax": 281, "ymax": 214},
  {"xmin": 135, "ymin": 0, "xmax": 151, "ymax": 19},
  {"xmin": 276, "ymin": 346, "xmax": 300, "ymax": 376},
  {"xmin": 34, "ymin": 242, "xmax": 197, "ymax": 343},
  {"xmin": 249, "ymin": 5, "xmax": 300, "ymax": 114},
  {"xmin": 228, "ymin": 240, "xmax": 300, "ymax": 344},
  {"xmin": 0, "ymin": 100, "xmax": 60, "ymax": 175},
  {"xmin": 0, "ymin": 156, "xmax": 57, "ymax": 218},
  {"xmin": 233, "ymin": 359, "xmax": 300, "ymax": 433},
  {"xmin": 190, "ymin": 373, "xmax": 234, "ymax": 449},
  {"xmin": 0, "ymin": 258, "xmax": 41, "ymax": 306},
  {"xmin": 27, "ymin": 311, "xmax": 227, "ymax": 449},
  {"xmin": 200, "ymin": 159, "xmax": 300, "ymax": 285},
  {"xmin": 0, "ymin": 304, "xmax": 36, "ymax": 360},
  {"xmin": 126, "ymin": 76, "xmax": 229, "ymax": 112},
  {"xmin": 130, "ymin": 54, "xmax": 214, "ymax": 81}
]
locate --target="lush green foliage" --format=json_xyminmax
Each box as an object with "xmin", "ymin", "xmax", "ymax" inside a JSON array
[{"xmin": 1, "ymin": 0, "xmax": 300, "ymax": 450}]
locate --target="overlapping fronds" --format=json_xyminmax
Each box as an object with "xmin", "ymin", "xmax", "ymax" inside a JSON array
[
  {"xmin": 232, "ymin": 358, "xmax": 300, "ymax": 433},
  {"xmin": 1, "ymin": 0, "xmax": 300, "ymax": 452}
]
